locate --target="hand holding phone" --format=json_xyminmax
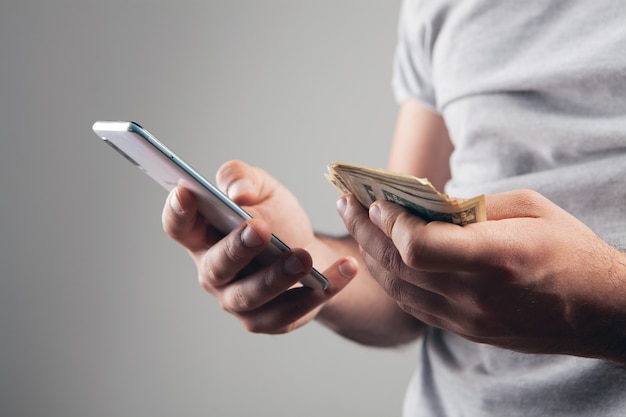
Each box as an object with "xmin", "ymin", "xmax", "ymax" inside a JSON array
[{"xmin": 92, "ymin": 121, "xmax": 328, "ymax": 290}]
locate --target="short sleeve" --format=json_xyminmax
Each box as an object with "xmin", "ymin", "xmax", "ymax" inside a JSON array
[{"xmin": 391, "ymin": 0, "xmax": 437, "ymax": 110}]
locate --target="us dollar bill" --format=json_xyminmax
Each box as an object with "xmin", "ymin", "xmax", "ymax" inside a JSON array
[{"xmin": 326, "ymin": 162, "xmax": 486, "ymax": 225}]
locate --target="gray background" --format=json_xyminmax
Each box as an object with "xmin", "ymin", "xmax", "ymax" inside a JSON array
[{"xmin": 1, "ymin": 1, "xmax": 418, "ymax": 416}]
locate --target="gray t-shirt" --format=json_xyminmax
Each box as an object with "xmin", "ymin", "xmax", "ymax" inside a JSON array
[{"xmin": 392, "ymin": 0, "xmax": 626, "ymax": 415}]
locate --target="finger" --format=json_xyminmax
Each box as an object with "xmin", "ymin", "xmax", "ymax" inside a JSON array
[
  {"xmin": 222, "ymin": 251, "xmax": 358, "ymax": 314},
  {"xmin": 216, "ymin": 160, "xmax": 279, "ymax": 207},
  {"xmin": 398, "ymin": 303, "xmax": 459, "ymax": 335},
  {"xmin": 485, "ymin": 189, "xmax": 547, "ymax": 220},
  {"xmin": 360, "ymin": 247, "xmax": 455, "ymax": 305},
  {"xmin": 369, "ymin": 199, "xmax": 529, "ymax": 272},
  {"xmin": 219, "ymin": 248, "xmax": 313, "ymax": 312},
  {"xmin": 368, "ymin": 200, "xmax": 471, "ymax": 271},
  {"xmin": 338, "ymin": 194, "xmax": 446, "ymax": 283},
  {"xmin": 162, "ymin": 186, "xmax": 213, "ymax": 253},
  {"xmin": 198, "ymin": 219, "xmax": 273, "ymax": 290},
  {"xmin": 360, "ymin": 242, "xmax": 468, "ymax": 301},
  {"xmin": 360, "ymin": 250, "xmax": 464, "ymax": 334},
  {"xmin": 235, "ymin": 256, "xmax": 358, "ymax": 334},
  {"xmin": 339, "ymin": 195, "xmax": 473, "ymax": 295},
  {"xmin": 379, "ymin": 273, "xmax": 479, "ymax": 339},
  {"xmin": 337, "ymin": 195, "xmax": 410, "ymax": 279}
]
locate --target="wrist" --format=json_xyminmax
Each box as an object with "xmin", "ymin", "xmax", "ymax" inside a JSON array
[
  {"xmin": 307, "ymin": 232, "xmax": 361, "ymax": 272},
  {"xmin": 605, "ymin": 250, "xmax": 626, "ymax": 365},
  {"xmin": 579, "ymin": 249, "xmax": 626, "ymax": 366}
]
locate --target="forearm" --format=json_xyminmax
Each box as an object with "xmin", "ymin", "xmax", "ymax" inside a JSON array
[{"xmin": 310, "ymin": 233, "xmax": 424, "ymax": 347}]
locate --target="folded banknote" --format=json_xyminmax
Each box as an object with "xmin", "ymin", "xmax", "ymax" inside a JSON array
[{"xmin": 326, "ymin": 162, "xmax": 486, "ymax": 225}]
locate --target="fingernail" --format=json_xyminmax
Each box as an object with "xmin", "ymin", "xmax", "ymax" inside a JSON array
[
  {"xmin": 241, "ymin": 225, "xmax": 263, "ymax": 248},
  {"xmin": 284, "ymin": 253, "xmax": 305, "ymax": 276},
  {"xmin": 369, "ymin": 203, "xmax": 382, "ymax": 228},
  {"xmin": 169, "ymin": 189, "xmax": 184, "ymax": 214},
  {"xmin": 227, "ymin": 178, "xmax": 254, "ymax": 200},
  {"xmin": 338, "ymin": 258, "xmax": 357, "ymax": 279},
  {"xmin": 336, "ymin": 196, "xmax": 347, "ymax": 216}
]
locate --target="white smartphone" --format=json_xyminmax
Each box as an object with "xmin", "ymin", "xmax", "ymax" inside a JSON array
[{"xmin": 92, "ymin": 121, "xmax": 329, "ymax": 290}]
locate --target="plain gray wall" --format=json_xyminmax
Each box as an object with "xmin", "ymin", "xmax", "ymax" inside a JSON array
[{"xmin": 0, "ymin": 1, "xmax": 419, "ymax": 416}]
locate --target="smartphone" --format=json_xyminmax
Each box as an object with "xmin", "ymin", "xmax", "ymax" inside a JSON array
[{"xmin": 92, "ymin": 121, "xmax": 328, "ymax": 290}]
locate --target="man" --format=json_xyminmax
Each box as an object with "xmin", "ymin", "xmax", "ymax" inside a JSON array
[{"xmin": 163, "ymin": 0, "xmax": 626, "ymax": 415}]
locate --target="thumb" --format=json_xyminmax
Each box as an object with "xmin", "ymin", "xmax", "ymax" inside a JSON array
[{"xmin": 216, "ymin": 160, "xmax": 278, "ymax": 206}]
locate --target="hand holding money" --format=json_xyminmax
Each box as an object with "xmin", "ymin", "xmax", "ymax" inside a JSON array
[{"xmin": 326, "ymin": 162, "xmax": 486, "ymax": 226}]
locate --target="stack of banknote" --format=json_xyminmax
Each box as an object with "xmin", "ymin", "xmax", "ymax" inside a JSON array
[{"xmin": 326, "ymin": 162, "xmax": 486, "ymax": 225}]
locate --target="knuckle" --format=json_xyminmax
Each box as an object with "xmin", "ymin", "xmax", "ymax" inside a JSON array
[
  {"xmin": 465, "ymin": 288, "xmax": 503, "ymax": 326},
  {"xmin": 244, "ymin": 321, "xmax": 270, "ymax": 334},
  {"xmin": 468, "ymin": 290, "xmax": 492, "ymax": 315},
  {"xmin": 378, "ymin": 208, "xmax": 396, "ymax": 236},
  {"xmin": 460, "ymin": 315, "xmax": 486, "ymax": 339},
  {"xmin": 518, "ymin": 188, "xmax": 543, "ymax": 201},
  {"xmin": 373, "ymin": 244, "xmax": 405, "ymax": 275},
  {"xmin": 197, "ymin": 269, "xmax": 216, "ymax": 294},
  {"xmin": 388, "ymin": 211, "xmax": 430, "ymax": 270},
  {"xmin": 380, "ymin": 273, "xmax": 405, "ymax": 301},
  {"xmin": 224, "ymin": 286, "xmax": 255, "ymax": 312},
  {"xmin": 343, "ymin": 210, "xmax": 361, "ymax": 235},
  {"xmin": 239, "ymin": 293, "xmax": 314, "ymax": 335},
  {"xmin": 260, "ymin": 270, "xmax": 283, "ymax": 296},
  {"xmin": 223, "ymin": 237, "xmax": 246, "ymax": 265},
  {"xmin": 199, "ymin": 252, "xmax": 224, "ymax": 289},
  {"xmin": 242, "ymin": 321, "xmax": 263, "ymax": 333},
  {"xmin": 242, "ymin": 318, "xmax": 284, "ymax": 335},
  {"xmin": 469, "ymin": 316, "xmax": 497, "ymax": 340},
  {"xmin": 161, "ymin": 200, "xmax": 192, "ymax": 238},
  {"xmin": 197, "ymin": 273, "xmax": 210, "ymax": 292},
  {"xmin": 162, "ymin": 214, "xmax": 184, "ymax": 239},
  {"xmin": 216, "ymin": 160, "xmax": 246, "ymax": 190},
  {"xmin": 403, "ymin": 233, "xmax": 428, "ymax": 269},
  {"xmin": 514, "ymin": 189, "xmax": 546, "ymax": 213}
]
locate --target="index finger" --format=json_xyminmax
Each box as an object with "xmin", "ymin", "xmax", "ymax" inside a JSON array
[
  {"xmin": 162, "ymin": 186, "xmax": 218, "ymax": 253},
  {"xmin": 337, "ymin": 194, "xmax": 409, "ymax": 277},
  {"xmin": 369, "ymin": 200, "xmax": 527, "ymax": 272}
]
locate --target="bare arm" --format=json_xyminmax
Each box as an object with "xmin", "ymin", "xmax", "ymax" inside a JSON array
[
  {"xmin": 313, "ymin": 233, "xmax": 422, "ymax": 346},
  {"xmin": 387, "ymin": 99, "xmax": 453, "ymax": 190}
]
